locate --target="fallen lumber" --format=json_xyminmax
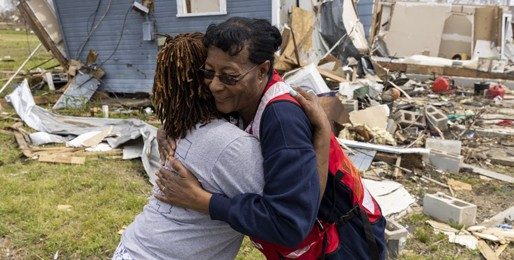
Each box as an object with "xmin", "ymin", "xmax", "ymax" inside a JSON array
[
  {"xmin": 374, "ymin": 58, "xmax": 514, "ymax": 81},
  {"xmin": 477, "ymin": 240, "xmax": 500, "ymax": 260},
  {"xmin": 461, "ymin": 163, "xmax": 514, "ymax": 183},
  {"xmin": 38, "ymin": 154, "xmax": 85, "ymax": 165}
]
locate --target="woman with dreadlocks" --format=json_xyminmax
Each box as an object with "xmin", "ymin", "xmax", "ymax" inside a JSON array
[{"xmin": 114, "ymin": 33, "xmax": 329, "ymax": 260}]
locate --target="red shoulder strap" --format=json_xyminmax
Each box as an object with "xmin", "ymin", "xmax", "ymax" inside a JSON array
[{"xmin": 268, "ymin": 93, "xmax": 301, "ymax": 107}]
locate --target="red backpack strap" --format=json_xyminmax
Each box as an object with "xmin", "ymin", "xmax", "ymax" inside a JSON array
[{"xmin": 268, "ymin": 93, "xmax": 301, "ymax": 107}]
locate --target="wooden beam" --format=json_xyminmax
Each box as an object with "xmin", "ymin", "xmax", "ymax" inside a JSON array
[
  {"xmin": 18, "ymin": 0, "xmax": 68, "ymax": 69},
  {"xmin": 375, "ymin": 59, "xmax": 514, "ymax": 81},
  {"xmin": 38, "ymin": 154, "xmax": 85, "ymax": 165},
  {"xmin": 317, "ymin": 68, "xmax": 347, "ymax": 83}
]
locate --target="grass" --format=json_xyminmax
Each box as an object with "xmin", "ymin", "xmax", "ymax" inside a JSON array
[
  {"xmin": 0, "ymin": 28, "xmax": 263, "ymax": 259},
  {"xmin": 0, "ymin": 29, "xmax": 59, "ymax": 96}
]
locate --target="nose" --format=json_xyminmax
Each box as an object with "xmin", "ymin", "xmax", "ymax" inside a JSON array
[{"xmin": 207, "ymin": 76, "xmax": 225, "ymax": 93}]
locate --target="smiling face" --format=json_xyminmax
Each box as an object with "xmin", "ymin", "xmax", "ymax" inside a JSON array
[{"xmin": 203, "ymin": 45, "xmax": 269, "ymax": 125}]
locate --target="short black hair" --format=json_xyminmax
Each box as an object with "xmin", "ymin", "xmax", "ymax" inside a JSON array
[{"xmin": 203, "ymin": 17, "xmax": 282, "ymax": 77}]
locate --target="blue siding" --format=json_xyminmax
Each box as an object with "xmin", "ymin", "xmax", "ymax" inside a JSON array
[
  {"xmin": 54, "ymin": 0, "xmax": 272, "ymax": 93},
  {"xmin": 357, "ymin": 0, "xmax": 374, "ymax": 38},
  {"xmin": 154, "ymin": 0, "xmax": 271, "ymax": 35}
]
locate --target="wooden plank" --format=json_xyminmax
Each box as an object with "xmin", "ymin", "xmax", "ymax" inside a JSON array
[
  {"xmin": 317, "ymin": 68, "xmax": 347, "ymax": 82},
  {"xmin": 11, "ymin": 130, "xmax": 33, "ymax": 157},
  {"xmin": 38, "ymin": 154, "xmax": 85, "ymax": 165},
  {"xmin": 495, "ymin": 243, "xmax": 509, "ymax": 257},
  {"xmin": 375, "ymin": 60, "xmax": 514, "ymax": 81},
  {"xmin": 461, "ymin": 163, "xmax": 514, "ymax": 183},
  {"xmin": 477, "ymin": 240, "xmax": 500, "ymax": 260},
  {"xmin": 1, "ymin": 94, "xmax": 62, "ymax": 109}
]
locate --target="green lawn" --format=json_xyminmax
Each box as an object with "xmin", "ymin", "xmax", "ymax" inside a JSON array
[
  {"xmin": 0, "ymin": 29, "xmax": 59, "ymax": 96},
  {"xmin": 0, "ymin": 28, "xmax": 263, "ymax": 259}
]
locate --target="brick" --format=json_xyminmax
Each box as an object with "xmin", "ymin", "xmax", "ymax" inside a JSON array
[
  {"xmin": 423, "ymin": 192, "xmax": 477, "ymax": 226},
  {"xmin": 425, "ymin": 105, "xmax": 448, "ymax": 131},
  {"xmin": 385, "ymin": 220, "xmax": 408, "ymax": 258},
  {"xmin": 394, "ymin": 110, "xmax": 426, "ymax": 128}
]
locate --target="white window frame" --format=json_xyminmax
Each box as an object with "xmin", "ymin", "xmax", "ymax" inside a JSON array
[{"xmin": 176, "ymin": 0, "xmax": 227, "ymax": 17}]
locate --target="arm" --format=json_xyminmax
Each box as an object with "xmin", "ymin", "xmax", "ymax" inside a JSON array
[
  {"xmin": 209, "ymin": 102, "xmax": 320, "ymax": 247},
  {"xmin": 290, "ymin": 88, "xmax": 331, "ymax": 200}
]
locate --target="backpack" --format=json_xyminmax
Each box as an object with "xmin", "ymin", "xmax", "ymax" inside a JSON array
[{"xmin": 247, "ymin": 72, "xmax": 384, "ymax": 259}]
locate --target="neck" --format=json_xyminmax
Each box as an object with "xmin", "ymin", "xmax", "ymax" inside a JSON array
[{"xmin": 240, "ymin": 79, "xmax": 269, "ymax": 127}]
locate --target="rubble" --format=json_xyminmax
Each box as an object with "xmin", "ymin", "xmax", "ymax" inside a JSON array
[{"xmin": 2, "ymin": 0, "xmax": 512, "ymax": 258}]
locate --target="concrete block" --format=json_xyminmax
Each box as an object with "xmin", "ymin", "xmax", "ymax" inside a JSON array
[
  {"xmin": 423, "ymin": 192, "xmax": 477, "ymax": 226},
  {"xmin": 427, "ymin": 150, "xmax": 462, "ymax": 173},
  {"xmin": 385, "ymin": 220, "xmax": 408, "ymax": 258},
  {"xmin": 394, "ymin": 110, "xmax": 426, "ymax": 128},
  {"xmin": 341, "ymin": 99, "xmax": 358, "ymax": 113},
  {"xmin": 424, "ymin": 138, "xmax": 462, "ymax": 173},
  {"xmin": 425, "ymin": 138, "xmax": 462, "ymax": 155},
  {"xmin": 425, "ymin": 105, "xmax": 448, "ymax": 131}
]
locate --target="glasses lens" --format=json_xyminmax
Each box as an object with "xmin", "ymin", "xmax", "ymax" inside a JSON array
[
  {"xmin": 219, "ymin": 74, "xmax": 238, "ymax": 85},
  {"xmin": 200, "ymin": 69, "xmax": 215, "ymax": 79}
]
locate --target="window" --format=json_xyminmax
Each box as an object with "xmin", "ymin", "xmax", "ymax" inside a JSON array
[{"xmin": 176, "ymin": 0, "xmax": 227, "ymax": 17}]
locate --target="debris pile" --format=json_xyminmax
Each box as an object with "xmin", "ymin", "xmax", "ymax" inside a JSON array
[
  {"xmin": 269, "ymin": 2, "xmax": 514, "ymax": 258},
  {"xmin": 1, "ymin": 0, "xmax": 512, "ymax": 259}
]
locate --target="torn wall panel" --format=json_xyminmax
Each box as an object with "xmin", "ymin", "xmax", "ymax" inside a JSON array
[
  {"xmin": 474, "ymin": 6, "xmax": 501, "ymax": 46},
  {"xmin": 382, "ymin": 2, "xmax": 451, "ymax": 57},
  {"xmin": 438, "ymin": 13, "xmax": 474, "ymax": 59},
  {"xmin": 18, "ymin": 0, "xmax": 68, "ymax": 68}
]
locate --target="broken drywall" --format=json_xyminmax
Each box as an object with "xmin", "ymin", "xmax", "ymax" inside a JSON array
[
  {"xmin": 438, "ymin": 13, "xmax": 474, "ymax": 59},
  {"xmin": 474, "ymin": 6, "xmax": 501, "ymax": 46},
  {"xmin": 382, "ymin": 2, "xmax": 451, "ymax": 57}
]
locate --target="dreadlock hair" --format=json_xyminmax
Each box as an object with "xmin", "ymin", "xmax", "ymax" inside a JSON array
[{"xmin": 152, "ymin": 32, "xmax": 220, "ymax": 139}]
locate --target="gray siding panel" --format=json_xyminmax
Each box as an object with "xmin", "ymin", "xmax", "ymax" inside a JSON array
[{"xmin": 54, "ymin": 0, "xmax": 272, "ymax": 93}]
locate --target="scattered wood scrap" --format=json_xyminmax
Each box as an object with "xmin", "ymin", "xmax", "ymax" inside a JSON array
[
  {"xmin": 477, "ymin": 240, "xmax": 499, "ymax": 260},
  {"xmin": 461, "ymin": 163, "xmax": 514, "ymax": 183}
]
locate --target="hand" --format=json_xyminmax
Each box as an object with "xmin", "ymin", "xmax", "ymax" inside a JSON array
[
  {"xmin": 290, "ymin": 87, "xmax": 331, "ymax": 133},
  {"xmin": 157, "ymin": 127, "xmax": 176, "ymax": 164},
  {"xmin": 154, "ymin": 159, "xmax": 212, "ymax": 214}
]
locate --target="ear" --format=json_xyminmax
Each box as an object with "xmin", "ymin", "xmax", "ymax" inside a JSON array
[{"xmin": 258, "ymin": 60, "xmax": 271, "ymax": 79}]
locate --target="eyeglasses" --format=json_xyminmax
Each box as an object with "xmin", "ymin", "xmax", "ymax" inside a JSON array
[{"xmin": 199, "ymin": 64, "xmax": 260, "ymax": 86}]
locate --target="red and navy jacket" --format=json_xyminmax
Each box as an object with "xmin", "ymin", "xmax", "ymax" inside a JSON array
[{"xmin": 209, "ymin": 72, "xmax": 321, "ymax": 248}]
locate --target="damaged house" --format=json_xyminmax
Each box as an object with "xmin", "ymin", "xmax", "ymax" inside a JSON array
[
  {"xmin": 19, "ymin": 0, "xmax": 376, "ymax": 98},
  {"xmin": 20, "ymin": 0, "xmax": 278, "ymax": 95}
]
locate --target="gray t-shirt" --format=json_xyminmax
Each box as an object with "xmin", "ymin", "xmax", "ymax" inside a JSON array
[{"xmin": 121, "ymin": 119, "xmax": 264, "ymax": 259}]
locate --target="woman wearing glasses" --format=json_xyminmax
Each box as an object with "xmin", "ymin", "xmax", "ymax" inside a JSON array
[{"xmin": 115, "ymin": 31, "xmax": 330, "ymax": 259}]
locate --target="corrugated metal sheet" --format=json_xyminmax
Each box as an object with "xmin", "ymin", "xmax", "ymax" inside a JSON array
[
  {"xmin": 53, "ymin": 0, "xmax": 271, "ymax": 93},
  {"xmin": 357, "ymin": 0, "xmax": 374, "ymax": 38}
]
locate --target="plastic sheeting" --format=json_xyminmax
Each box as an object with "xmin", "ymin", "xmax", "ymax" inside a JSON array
[
  {"xmin": 319, "ymin": 0, "xmax": 369, "ymax": 63},
  {"xmin": 5, "ymin": 79, "xmax": 160, "ymax": 184}
]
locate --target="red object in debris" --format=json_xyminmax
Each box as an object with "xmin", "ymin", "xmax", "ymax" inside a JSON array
[
  {"xmin": 432, "ymin": 76, "xmax": 452, "ymax": 93},
  {"xmin": 486, "ymin": 84, "xmax": 506, "ymax": 99},
  {"xmin": 496, "ymin": 120, "xmax": 513, "ymax": 127}
]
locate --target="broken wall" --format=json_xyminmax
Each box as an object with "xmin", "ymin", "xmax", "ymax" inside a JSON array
[
  {"xmin": 438, "ymin": 12, "xmax": 474, "ymax": 59},
  {"xmin": 382, "ymin": 2, "xmax": 451, "ymax": 57},
  {"xmin": 377, "ymin": 2, "xmax": 509, "ymax": 60}
]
